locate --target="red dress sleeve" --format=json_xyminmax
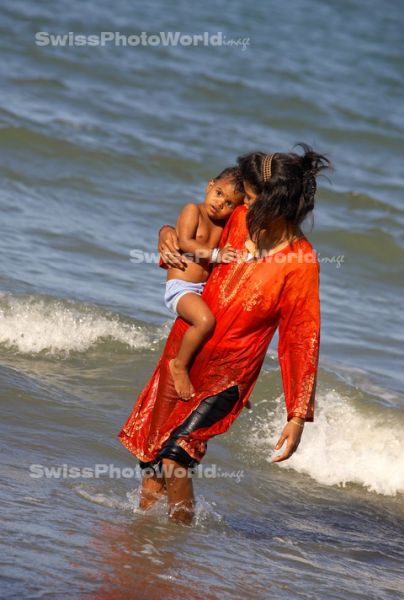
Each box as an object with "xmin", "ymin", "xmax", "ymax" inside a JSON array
[
  {"xmin": 277, "ymin": 259, "xmax": 320, "ymax": 422},
  {"xmin": 217, "ymin": 205, "xmax": 245, "ymax": 249}
]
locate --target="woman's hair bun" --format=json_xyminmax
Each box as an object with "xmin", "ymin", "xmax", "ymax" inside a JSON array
[{"xmin": 302, "ymin": 171, "xmax": 317, "ymax": 204}]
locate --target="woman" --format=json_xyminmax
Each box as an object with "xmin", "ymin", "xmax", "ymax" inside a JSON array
[{"xmin": 118, "ymin": 144, "xmax": 330, "ymax": 524}]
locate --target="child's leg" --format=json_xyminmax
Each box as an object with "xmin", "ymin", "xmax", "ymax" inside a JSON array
[
  {"xmin": 139, "ymin": 467, "xmax": 166, "ymax": 510},
  {"xmin": 169, "ymin": 292, "xmax": 215, "ymax": 400},
  {"xmin": 162, "ymin": 458, "xmax": 194, "ymax": 525}
]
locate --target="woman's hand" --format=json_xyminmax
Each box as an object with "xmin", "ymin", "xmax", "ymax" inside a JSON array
[
  {"xmin": 271, "ymin": 418, "xmax": 305, "ymax": 462},
  {"xmin": 158, "ymin": 225, "xmax": 187, "ymax": 270},
  {"xmin": 218, "ymin": 243, "xmax": 238, "ymax": 264}
]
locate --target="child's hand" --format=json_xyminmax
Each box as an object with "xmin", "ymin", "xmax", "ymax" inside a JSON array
[{"xmin": 218, "ymin": 244, "xmax": 238, "ymax": 264}]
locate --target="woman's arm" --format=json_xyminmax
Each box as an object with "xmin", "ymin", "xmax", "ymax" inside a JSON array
[
  {"xmin": 272, "ymin": 259, "xmax": 320, "ymax": 462},
  {"xmin": 277, "ymin": 260, "xmax": 320, "ymax": 421}
]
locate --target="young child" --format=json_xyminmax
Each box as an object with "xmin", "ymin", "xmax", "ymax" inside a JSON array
[{"xmin": 164, "ymin": 167, "xmax": 245, "ymax": 400}]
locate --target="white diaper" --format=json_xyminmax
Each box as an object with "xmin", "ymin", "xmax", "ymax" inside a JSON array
[{"xmin": 164, "ymin": 279, "xmax": 206, "ymax": 315}]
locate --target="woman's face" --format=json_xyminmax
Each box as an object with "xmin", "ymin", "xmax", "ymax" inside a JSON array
[{"xmin": 243, "ymin": 181, "xmax": 258, "ymax": 209}]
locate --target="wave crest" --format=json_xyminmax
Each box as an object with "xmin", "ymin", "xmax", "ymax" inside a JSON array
[
  {"xmin": 0, "ymin": 293, "xmax": 164, "ymax": 355},
  {"xmin": 249, "ymin": 390, "xmax": 404, "ymax": 497}
]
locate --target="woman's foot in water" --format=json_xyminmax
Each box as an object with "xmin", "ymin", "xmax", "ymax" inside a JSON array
[
  {"xmin": 169, "ymin": 358, "xmax": 195, "ymax": 400},
  {"xmin": 139, "ymin": 471, "xmax": 167, "ymax": 510}
]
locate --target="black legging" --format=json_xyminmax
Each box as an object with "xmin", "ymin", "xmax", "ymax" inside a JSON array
[{"xmin": 139, "ymin": 385, "xmax": 239, "ymax": 471}]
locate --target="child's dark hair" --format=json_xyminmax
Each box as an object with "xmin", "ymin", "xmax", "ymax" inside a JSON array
[
  {"xmin": 237, "ymin": 143, "xmax": 331, "ymax": 247},
  {"xmin": 213, "ymin": 166, "xmax": 244, "ymax": 195}
]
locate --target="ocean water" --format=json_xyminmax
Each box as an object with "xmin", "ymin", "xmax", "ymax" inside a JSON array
[{"xmin": 1, "ymin": 0, "xmax": 404, "ymax": 598}]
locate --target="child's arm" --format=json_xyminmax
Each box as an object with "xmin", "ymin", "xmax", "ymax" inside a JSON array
[{"xmin": 177, "ymin": 203, "xmax": 215, "ymax": 259}]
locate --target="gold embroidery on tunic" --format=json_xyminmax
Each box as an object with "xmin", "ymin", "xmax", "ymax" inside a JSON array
[
  {"xmin": 218, "ymin": 262, "xmax": 256, "ymax": 308},
  {"xmin": 243, "ymin": 279, "xmax": 264, "ymax": 312}
]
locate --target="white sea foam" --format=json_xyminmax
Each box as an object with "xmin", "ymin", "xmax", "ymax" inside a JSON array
[
  {"xmin": 74, "ymin": 484, "xmax": 161, "ymax": 516},
  {"xmin": 75, "ymin": 485, "xmax": 132, "ymax": 511},
  {"xmin": 250, "ymin": 390, "xmax": 404, "ymax": 497},
  {"xmin": 0, "ymin": 294, "xmax": 159, "ymax": 355},
  {"xmin": 74, "ymin": 484, "xmax": 223, "ymax": 527},
  {"xmin": 126, "ymin": 488, "xmax": 223, "ymax": 526}
]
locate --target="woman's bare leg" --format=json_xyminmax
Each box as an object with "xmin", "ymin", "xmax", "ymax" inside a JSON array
[
  {"xmin": 169, "ymin": 293, "xmax": 215, "ymax": 400},
  {"xmin": 139, "ymin": 469, "xmax": 166, "ymax": 510},
  {"xmin": 162, "ymin": 458, "xmax": 194, "ymax": 525}
]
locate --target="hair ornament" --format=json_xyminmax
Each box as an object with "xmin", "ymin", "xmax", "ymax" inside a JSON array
[{"xmin": 262, "ymin": 153, "xmax": 274, "ymax": 182}]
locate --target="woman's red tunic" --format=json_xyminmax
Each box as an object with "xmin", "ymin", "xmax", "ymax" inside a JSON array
[{"xmin": 118, "ymin": 206, "xmax": 320, "ymax": 463}]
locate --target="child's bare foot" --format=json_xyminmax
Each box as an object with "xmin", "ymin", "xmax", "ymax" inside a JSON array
[{"xmin": 169, "ymin": 358, "xmax": 195, "ymax": 400}]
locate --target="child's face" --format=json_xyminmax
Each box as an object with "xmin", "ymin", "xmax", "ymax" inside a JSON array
[{"xmin": 204, "ymin": 177, "xmax": 244, "ymax": 220}]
